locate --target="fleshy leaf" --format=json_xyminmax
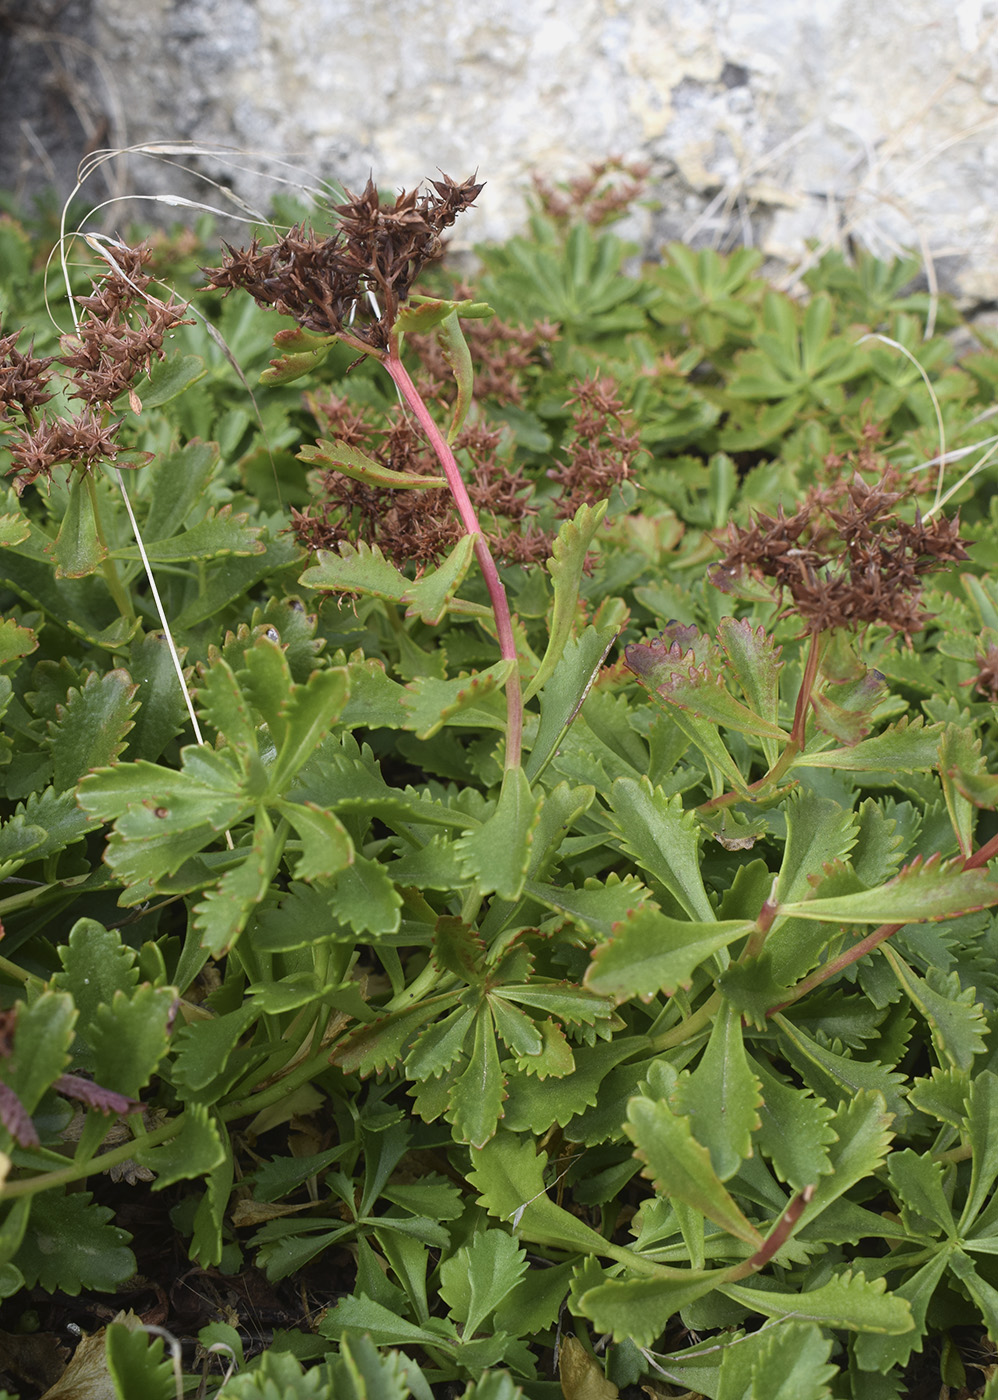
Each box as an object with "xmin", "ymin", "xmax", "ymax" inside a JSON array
[
  {"xmin": 401, "ymin": 533, "xmax": 477, "ymax": 625},
  {"xmin": 779, "ymin": 854, "xmax": 998, "ymax": 924},
  {"xmin": 585, "ymin": 910, "xmax": 752, "ymax": 1001},
  {"xmin": 604, "ymin": 776, "xmax": 714, "ymax": 921},
  {"xmin": 456, "ymin": 765, "xmax": 542, "ymax": 900},
  {"xmin": 720, "ymin": 1269, "xmax": 913, "ymax": 1334},
  {"xmin": 439, "ymin": 1229, "xmax": 527, "ymax": 1335},
  {"xmin": 527, "ymin": 501, "xmax": 609, "ymax": 700},
  {"xmin": 674, "ymin": 1000, "xmax": 762, "ymax": 1180},
  {"xmin": 298, "ymin": 437, "xmax": 446, "ymax": 489},
  {"xmin": 624, "ymin": 1094, "xmax": 762, "ymax": 1246}
]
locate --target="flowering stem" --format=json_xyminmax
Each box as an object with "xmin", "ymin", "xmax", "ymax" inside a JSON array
[{"xmin": 382, "ymin": 349, "xmax": 523, "ymax": 769}]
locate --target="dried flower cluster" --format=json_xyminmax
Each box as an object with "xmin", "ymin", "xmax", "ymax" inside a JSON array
[
  {"xmin": 547, "ymin": 375, "xmax": 639, "ymax": 520},
  {"xmin": 531, "ymin": 157, "xmax": 650, "ymax": 228},
  {"xmin": 293, "ymin": 373, "xmax": 638, "ymax": 568},
  {"xmin": 0, "ymin": 242, "xmax": 189, "ymax": 493},
  {"xmin": 712, "ymin": 469, "xmax": 969, "ymax": 638},
  {"xmin": 205, "ymin": 174, "xmax": 484, "ymax": 350},
  {"xmin": 291, "ymin": 395, "xmax": 548, "ymax": 567}
]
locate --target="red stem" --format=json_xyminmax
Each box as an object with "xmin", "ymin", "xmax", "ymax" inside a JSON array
[
  {"xmin": 768, "ymin": 825, "xmax": 998, "ymax": 1015},
  {"xmin": 383, "ymin": 351, "xmax": 523, "ymax": 768}
]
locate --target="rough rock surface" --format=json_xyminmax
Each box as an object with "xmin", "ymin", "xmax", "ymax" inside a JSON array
[{"xmin": 3, "ymin": 0, "xmax": 997, "ymax": 299}]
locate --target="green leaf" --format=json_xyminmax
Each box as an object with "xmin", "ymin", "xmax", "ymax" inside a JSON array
[
  {"xmin": 140, "ymin": 351, "xmax": 206, "ymax": 406},
  {"xmin": 53, "ymin": 919, "xmax": 140, "ymax": 1041},
  {"xmin": 436, "ymin": 307, "xmax": 476, "ymax": 441},
  {"xmin": 394, "ymin": 294, "xmax": 494, "ymax": 334},
  {"xmin": 439, "ymin": 1229, "xmax": 527, "ymax": 1334},
  {"xmin": 716, "ymin": 1320, "xmax": 835, "ymax": 1400},
  {"xmin": 887, "ymin": 1149, "xmax": 955, "ymax": 1237},
  {"xmin": 298, "ymin": 437, "xmax": 446, "ymax": 489},
  {"xmin": 456, "ymin": 765, "xmax": 542, "ymax": 900},
  {"xmin": 958, "ymin": 1071, "xmax": 998, "ymax": 1234},
  {"xmin": 720, "ymin": 1269, "xmax": 912, "ymax": 1334},
  {"xmin": 15, "ymin": 1192, "xmax": 134, "ymax": 1294},
  {"xmin": 794, "ymin": 1091, "xmax": 897, "ymax": 1232},
  {"xmin": 604, "ymin": 776, "xmax": 714, "ymax": 921},
  {"xmin": 585, "ymin": 909, "xmax": 752, "ymax": 1001},
  {"xmin": 752, "ymin": 1056, "xmax": 837, "ymax": 1189},
  {"xmin": 401, "ymin": 533, "xmax": 478, "ymax": 625},
  {"xmin": 946, "ymin": 1248, "xmax": 998, "ymax": 1341},
  {"xmin": 775, "ymin": 1016, "xmax": 908, "ymax": 1124},
  {"xmin": 263, "ymin": 665, "xmax": 351, "ymax": 792},
  {"xmin": 334, "ymin": 998, "xmax": 454, "ymax": 1077},
  {"xmin": 853, "ymin": 1250, "xmax": 951, "ymax": 1373},
  {"xmin": 525, "ymin": 872, "xmax": 654, "ymax": 940},
  {"xmin": 469, "ymin": 1131, "xmax": 616, "ymax": 1255},
  {"xmin": 400, "ymin": 662, "xmax": 513, "ymax": 740},
  {"xmin": 332, "ymin": 1331, "xmax": 434, "ymax": 1400},
  {"xmin": 406, "ymin": 1004, "xmax": 476, "ymax": 1080},
  {"xmin": 136, "ymin": 1103, "xmax": 225, "ymax": 1188},
  {"xmin": 674, "ymin": 1001, "xmax": 762, "ymax": 1180},
  {"xmin": 780, "ymin": 854, "xmax": 998, "ymax": 924},
  {"xmin": 51, "ymin": 475, "xmax": 106, "ymax": 578},
  {"xmin": 775, "ymin": 790, "xmax": 858, "ymax": 907},
  {"xmin": 525, "ymin": 625, "xmax": 619, "ymax": 782},
  {"xmin": 48, "ymin": 668, "xmax": 138, "ymax": 790},
  {"xmin": 88, "ymin": 984, "xmax": 175, "ymax": 1099},
  {"xmin": 105, "ymin": 1321, "xmax": 177, "ymax": 1400},
  {"xmin": 327, "ymin": 853, "xmax": 402, "ymax": 936},
  {"xmin": 193, "ymin": 816, "xmax": 282, "ymax": 955},
  {"xmin": 169, "ymin": 1003, "xmax": 259, "ymax": 1096},
  {"xmin": 320, "ymin": 1293, "xmax": 456, "ymax": 1351},
  {"xmin": 624, "ymin": 1094, "xmax": 762, "ymax": 1246},
  {"xmin": 526, "ymin": 501, "xmax": 609, "ymax": 700},
  {"xmin": 0, "ymin": 616, "xmax": 36, "ymax": 665},
  {"xmin": 574, "ymin": 1269, "xmax": 719, "ymax": 1348},
  {"xmin": 276, "ymin": 799, "xmax": 354, "ymax": 881},
  {"xmin": 448, "ymin": 1008, "xmax": 505, "ymax": 1147},
  {"xmin": 793, "ymin": 717, "xmax": 944, "ymax": 772},
  {"xmin": 1, "ymin": 992, "xmax": 75, "ymax": 1128},
  {"xmin": 882, "ymin": 946, "xmax": 987, "ymax": 1071},
  {"xmin": 300, "ymin": 540, "xmax": 410, "ymax": 604}
]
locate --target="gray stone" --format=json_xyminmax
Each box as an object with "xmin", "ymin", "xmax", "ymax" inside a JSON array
[{"xmin": 3, "ymin": 0, "xmax": 998, "ymax": 301}]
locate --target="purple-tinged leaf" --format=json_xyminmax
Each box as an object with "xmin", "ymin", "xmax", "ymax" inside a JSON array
[
  {"xmin": 0, "ymin": 1082, "xmax": 38, "ymax": 1147},
  {"xmin": 54, "ymin": 1074, "xmax": 138, "ymax": 1118}
]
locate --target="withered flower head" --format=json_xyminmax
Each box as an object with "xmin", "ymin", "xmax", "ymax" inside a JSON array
[
  {"xmin": 61, "ymin": 241, "xmax": 192, "ymax": 407},
  {"xmin": 0, "ymin": 324, "xmax": 55, "ymax": 424},
  {"xmin": 971, "ymin": 643, "xmax": 998, "ymax": 702},
  {"xmin": 6, "ymin": 408, "xmax": 141, "ymax": 494},
  {"xmin": 205, "ymin": 173, "xmax": 484, "ymax": 350},
  {"xmin": 711, "ymin": 469, "xmax": 970, "ymax": 641}
]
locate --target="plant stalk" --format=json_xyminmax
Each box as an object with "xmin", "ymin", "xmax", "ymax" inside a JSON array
[{"xmin": 383, "ymin": 350, "xmax": 523, "ymax": 769}]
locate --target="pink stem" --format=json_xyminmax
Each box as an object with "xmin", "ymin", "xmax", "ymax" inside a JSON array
[{"xmin": 383, "ymin": 351, "xmax": 523, "ymax": 769}]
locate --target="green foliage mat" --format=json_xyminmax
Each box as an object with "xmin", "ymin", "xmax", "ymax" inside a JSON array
[{"xmin": 1, "ymin": 168, "xmax": 998, "ymax": 1398}]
